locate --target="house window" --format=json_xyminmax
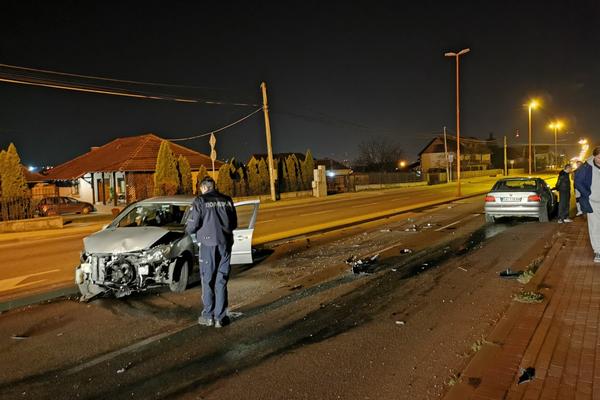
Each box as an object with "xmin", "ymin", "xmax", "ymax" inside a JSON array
[{"xmin": 71, "ymin": 180, "xmax": 80, "ymax": 196}]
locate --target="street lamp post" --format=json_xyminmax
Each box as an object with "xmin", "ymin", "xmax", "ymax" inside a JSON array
[
  {"xmin": 548, "ymin": 121, "xmax": 563, "ymax": 167},
  {"xmin": 527, "ymin": 100, "xmax": 538, "ymax": 175},
  {"xmin": 444, "ymin": 48, "xmax": 470, "ymax": 197}
]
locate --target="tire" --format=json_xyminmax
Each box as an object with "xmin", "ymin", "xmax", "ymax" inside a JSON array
[
  {"xmin": 538, "ymin": 206, "xmax": 549, "ymax": 222},
  {"xmin": 82, "ymin": 207, "xmax": 91, "ymax": 215},
  {"xmin": 169, "ymin": 259, "xmax": 189, "ymax": 293},
  {"xmin": 485, "ymin": 214, "xmax": 495, "ymax": 223}
]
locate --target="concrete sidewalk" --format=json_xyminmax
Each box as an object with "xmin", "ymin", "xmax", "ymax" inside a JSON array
[{"xmin": 445, "ymin": 217, "xmax": 599, "ymax": 399}]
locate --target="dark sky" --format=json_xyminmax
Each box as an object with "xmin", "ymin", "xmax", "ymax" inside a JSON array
[{"xmin": 1, "ymin": 0, "xmax": 599, "ymax": 167}]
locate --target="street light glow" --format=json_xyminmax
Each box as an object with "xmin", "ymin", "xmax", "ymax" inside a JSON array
[{"xmin": 528, "ymin": 100, "xmax": 539, "ymax": 109}]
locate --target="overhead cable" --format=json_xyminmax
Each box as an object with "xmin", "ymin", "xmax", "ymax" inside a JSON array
[{"xmin": 168, "ymin": 107, "xmax": 264, "ymax": 142}]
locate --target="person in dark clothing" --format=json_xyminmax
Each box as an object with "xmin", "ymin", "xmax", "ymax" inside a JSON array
[
  {"xmin": 554, "ymin": 163, "xmax": 573, "ymax": 223},
  {"xmin": 185, "ymin": 176, "xmax": 237, "ymax": 328}
]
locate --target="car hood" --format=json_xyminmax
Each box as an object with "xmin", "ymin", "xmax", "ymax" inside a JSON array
[{"xmin": 84, "ymin": 227, "xmax": 172, "ymax": 254}]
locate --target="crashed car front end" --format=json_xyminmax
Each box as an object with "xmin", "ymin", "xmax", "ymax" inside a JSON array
[{"xmin": 77, "ymin": 242, "xmax": 178, "ymax": 299}]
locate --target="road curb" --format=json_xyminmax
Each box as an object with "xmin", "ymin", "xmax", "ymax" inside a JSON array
[{"xmin": 0, "ymin": 285, "xmax": 79, "ymax": 313}]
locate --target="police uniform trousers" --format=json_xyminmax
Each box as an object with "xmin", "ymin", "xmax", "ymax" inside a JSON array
[{"xmin": 199, "ymin": 243, "xmax": 231, "ymax": 322}]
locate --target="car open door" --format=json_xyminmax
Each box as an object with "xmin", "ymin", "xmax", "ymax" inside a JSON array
[{"xmin": 231, "ymin": 200, "xmax": 260, "ymax": 264}]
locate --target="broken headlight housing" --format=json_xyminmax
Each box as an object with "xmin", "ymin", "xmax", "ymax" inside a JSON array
[{"xmin": 140, "ymin": 244, "xmax": 172, "ymax": 264}]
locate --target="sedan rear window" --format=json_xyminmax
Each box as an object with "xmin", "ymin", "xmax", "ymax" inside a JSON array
[{"xmin": 493, "ymin": 180, "xmax": 538, "ymax": 191}]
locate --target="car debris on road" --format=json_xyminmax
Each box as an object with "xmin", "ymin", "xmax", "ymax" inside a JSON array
[{"xmin": 346, "ymin": 254, "xmax": 379, "ymax": 274}]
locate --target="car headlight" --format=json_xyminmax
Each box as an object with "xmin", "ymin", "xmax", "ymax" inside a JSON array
[{"xmin": 141, "ymin": 244, "xmax": 172, "ymax": 264}]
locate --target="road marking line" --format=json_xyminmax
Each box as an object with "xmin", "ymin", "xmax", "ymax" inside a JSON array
[
  {"xmin": 434, "ymin": 213, "xmax": 480, "ymax": 232},
  {"xmin": 0, "ymin": 269, "xmax": 61, "ymax": 292},
  {"xmin": 256, "ymin": 219, "xmax": 276, "ymax": 224},
  {"xmin": 435, "ymin": 220, "xmax": 463, "ymax": 231},
  {"xmin": 299, "ymin": 210, "xmax": 330, "ymax": 216},
  {"xmin": 352, "ymin": 202, "xmax": 379, "ymax": 208}
]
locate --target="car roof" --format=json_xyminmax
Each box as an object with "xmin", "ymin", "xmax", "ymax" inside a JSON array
[
  {"xmin": 138, "ymin": 195, "xmax": 196, "ymax": 204},
  {"xmin": 496, "ymin": 177, "xmax": 541, "ymax": 182}
]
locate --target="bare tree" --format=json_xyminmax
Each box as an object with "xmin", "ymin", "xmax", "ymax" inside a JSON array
[{"xmin": 356, "ymin": 137, "xmax": 403, "ymax": 172}]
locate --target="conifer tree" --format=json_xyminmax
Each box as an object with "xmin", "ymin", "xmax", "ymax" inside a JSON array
[
  {"xmin": 257, "ymin": 157, "xmax": 269, "ymax": 194},
  {"xmin": 285, "ymin": 155, "xmax": 299, "ymax": 192},
  {"xmin": 177, "ymin": 155, "xmax": 193, "ymax": 195},
  {"xmin": 280, "ymin": 157, "xmax": 290, "ymax": 192},
  {"xmin": 246, "ymin": 157, "xmax": 261, "ymax": 195},
  {"xmin": 217, "ymin": 162, "xmax": 233, "ymax": 196},
  {"xmin": 236, "ymin": 166, "xmax": 248, "ymax": 197},
  {"xmin": 195, "ymin": 165, "xmax": 208, "ymax": 194},
  {"xmin": 303, "ymin": 149, "xmax": 315, "ymax": 190},
  {"xmin": 153, "ymin": 140, "xmax": 179, "ymax": 196},
  {"xmin": 0, "ymin": 150, "xmax": 6, "ymax": 197},
  {"xmin": 1, "ymin": 143, "xmax": 29, "ymax": 198}
]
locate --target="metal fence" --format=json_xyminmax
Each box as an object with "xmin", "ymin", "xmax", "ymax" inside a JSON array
[{"xmin": 0, "ymin": 197, "xmax": 35, "ymax": 222}]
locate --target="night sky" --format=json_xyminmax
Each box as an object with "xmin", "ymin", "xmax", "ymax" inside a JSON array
[{"xmin": 1, "ymin": 0, "xmax": 599, "ymax": 168}]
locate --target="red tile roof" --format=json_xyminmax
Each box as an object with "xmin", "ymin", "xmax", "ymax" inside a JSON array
[
  {"xmin": 45, "ymin": 133, "xmax": 222, "ymax": 180},
  {"xmin": 21, "ymin": 166, "xmax": 46, "ymax": 182}
]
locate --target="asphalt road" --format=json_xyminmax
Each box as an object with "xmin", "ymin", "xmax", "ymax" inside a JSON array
[
  {"xmin": 0, "ymin": 174, "xmax": 554, "ymax": 303},
  {"xmin": 0, "ymin": 191, "xmax": 561, "ymax": 399}
]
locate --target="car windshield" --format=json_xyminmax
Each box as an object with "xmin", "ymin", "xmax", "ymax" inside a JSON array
[
  {"xmin": 116, "ymin": 203, "xmax": 191, "ymax": 228},
  {"xmin": 493, "ymin": 179, "xmax": 538, "ymax": 191}
]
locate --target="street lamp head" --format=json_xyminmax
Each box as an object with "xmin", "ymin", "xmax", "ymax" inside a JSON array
[
  {"xmin": 458, "ymin": 48, "xmax": 471, "ymax": 55},
  {"xmin": 444, "ymin": 52, "xmax": 456, "ymax": 57},
  {"xmin": 528, "ymin": 100, "xmax": 539, "ymax": 110}
]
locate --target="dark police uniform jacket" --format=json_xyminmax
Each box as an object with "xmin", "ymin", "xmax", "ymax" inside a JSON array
[{"xmin": 185, "ymin": 189, "xmax": 238, "ymax": 246}]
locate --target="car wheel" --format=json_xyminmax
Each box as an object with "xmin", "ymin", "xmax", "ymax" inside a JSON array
[
  {"xmin": 82, "ymin": 207, "xmax": 91, "ymax": 215},
  {"xmin": 485, "ymin": 214, "xmax": 495, "ymax": 223},
  {"xmin": 169, "ymin": 259, "xmax": 189, "ymax": 293},
  {"xmin": 539, "ymin": 206, "xmax": 549, "ymax": 222}
]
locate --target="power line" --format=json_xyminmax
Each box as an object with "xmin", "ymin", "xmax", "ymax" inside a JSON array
[
  {"xmin": 0, "ymin": 67, "xmax": 259, "ymax": 107},
  {"xmin": 168, "ymin": 107, "xmax": 264, "ymax": 142}
]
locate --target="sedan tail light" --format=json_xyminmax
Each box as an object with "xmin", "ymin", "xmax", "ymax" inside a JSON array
[
  {"xmin": 527, "ymin": 195, "xmax": 542, "ymax": 202},
  {"xmin": 484, "ymin": 195, "xmax": 496, "ymax": 202}
]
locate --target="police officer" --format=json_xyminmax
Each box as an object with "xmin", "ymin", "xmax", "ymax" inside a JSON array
[{"xmin": 185, "ymin": 176, "xmax": 237, "ymax": 328}]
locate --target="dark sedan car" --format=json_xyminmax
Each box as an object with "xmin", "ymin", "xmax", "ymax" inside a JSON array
[{"xmin": 37, "ymin": 196, "xmax": 95, "ymax": 216}]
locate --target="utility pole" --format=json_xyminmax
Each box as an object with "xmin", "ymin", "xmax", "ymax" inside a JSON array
[
  {"xmin": 443, "ymin": 126, "xmax": 450, "ymax": 183},
  {"xmin": 444, "ymin": 48, "xmax": 470, "ymax": 196},
  {"xmin": 504, "ymin": 135, "xmax": 507, "ymax": 176},
  {"xmin": 260, "ymin": 82, "xmax": 277, "ymax": 201}
]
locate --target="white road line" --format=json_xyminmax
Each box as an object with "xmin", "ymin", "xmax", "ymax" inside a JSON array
[
  {"xmin": 352, "ymin": 202, "xmax": 379, "ymax": 208},
  {"xmin": 0, "ymin": 269, "xmax": 61, "ymax": 292},
  {"xmin": 434, "ymin": 213, "xmax": 480, "ymax": 232},
  {"xmin": 256, "ymin": 219, "xmax": 276, "ymax": 224},
  {"xmin": 299, "ymin": 210, "xmax": 330, "ymax": 216},
  {"xmin": 434, "ymin": 219, "xmax": 464, "ymax": 232}
]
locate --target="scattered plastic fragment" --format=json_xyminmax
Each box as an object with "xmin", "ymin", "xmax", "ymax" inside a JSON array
[
  {"xmin": 228, "ymin": 311, "xmax": 244, "ymax": 319},
  {"xmin": 404, "ymin": 225, "xmax": 418, "ymax": 232},
  {"xmin": 400, "ymin": 248, "xmax": 412, "ymax": 254},
  {"xmin": 518, "ymin": 367, "xmax": 535, "ymax": 384},
  {"xmin": 11, "ymin": 335, "xmax": 28, "ymax": 340},
  {"xmin": 346, "ymin": 254, "xmax": 379, "ymax": 274},
  {"xmin": 380, "ymin": 229, "xmax": 392, "ymax": 232},
  {"xmin": 395, "ymin": 320, "xmax": 405, "ymax": 325},
  {"xmin": 458, "ymin": 266, "xmax": 468, "ymax": 272},
  {"xmin": 116, "ymin": 362, "xmax": 132, "ymax": 374},
  {"xmin": 499, "ymin": 268, "xmax": 523, "ymax": 278}
]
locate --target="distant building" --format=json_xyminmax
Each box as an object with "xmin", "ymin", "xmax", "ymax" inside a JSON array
[
  {"xmin": 418, "ymin": 134, "xmax": 493, "ymax": 174},
  {"xmin": 43, "ymin": 133, "xmax": 221, "ymax": 207}
]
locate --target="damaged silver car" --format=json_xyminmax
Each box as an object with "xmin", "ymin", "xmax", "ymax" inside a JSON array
[{"xmin": 75, "ymin": 196, "xmax": 259, "ymax": 301}]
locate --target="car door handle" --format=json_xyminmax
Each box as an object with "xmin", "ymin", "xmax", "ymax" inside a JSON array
[{"xmin": 236, "ymin": 235, "xmax": 249, "ymax": 240}]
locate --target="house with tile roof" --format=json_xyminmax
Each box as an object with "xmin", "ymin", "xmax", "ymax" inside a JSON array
[{"xmin": 44, "ymin": 133, "xmax": 222, "ymax": 207}]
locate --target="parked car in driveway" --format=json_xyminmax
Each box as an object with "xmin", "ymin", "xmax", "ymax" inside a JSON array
[
  {"xmin": 37, "ymin": 196, "xmax": 95, "ymax": 216},
  {"xmin": 75, "ymin": 196, "xmax": 259, "ymax": 301},
  {"xmin": 484, "ymin": 177, "xmax": 557, "ymax": 223}
]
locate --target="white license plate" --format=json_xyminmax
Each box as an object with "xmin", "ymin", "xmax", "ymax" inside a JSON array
[{"xmin": 501, "ymin": 197, "xmax": 521, "ymax": 202}]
